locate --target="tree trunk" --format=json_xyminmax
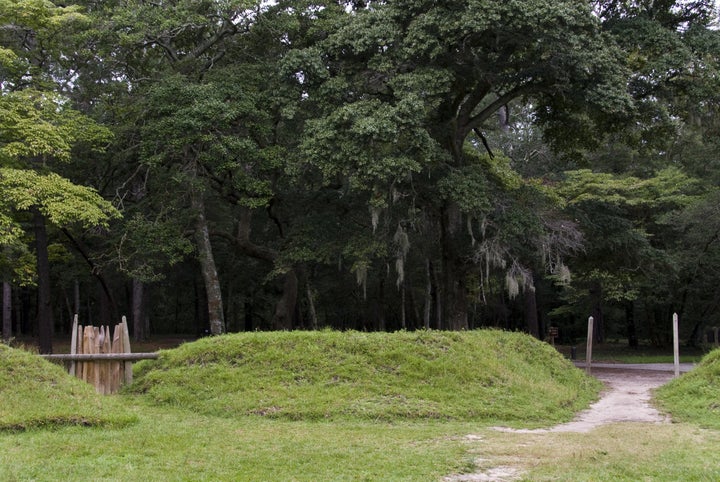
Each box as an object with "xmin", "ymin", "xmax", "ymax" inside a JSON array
[
  {"xmin": 14, "ymin": 288, "xmax": 24, "ymax": 337},
  {"xmin": 74, "ymin": 279, "xmax": 80, "ymax": 318},
  {"xmin": 192, "ymin": 192, "xmax": 225, "ymax": 335},
  {"xmin": 423, "ymin": 259, "xmax": 432, "ymax": 330},
  {"xmin": 225, "ymin": 279, "xmax": 234, "ymax": 332},
  {"xmin": 441, "ymin": 203, "xmax": 469, "ymax": 330},
  {"xmin": 98, "ymin": 280, "xmax": 112, "ymax": 326},
  {"xmin": 400, "ymin": 283, "xmax": 407, "ymax": 330},
  {"xmin": 235, "ymin": 206, "xmax": 303, "ymax": 331},
  {"xmin": 271, "ymin": 270, "xmax": 298, "ymax": 330},
  {"xmin": 306, "ymin": 281, "xmax": 318, "ymax": 330},
  {"xmin": 132, "ymin": 278, "xmax": 145, "ymax": 341},
  {"xmin": 3, "ymin": 281, "xmax": 11, "ymax": 341},
  {"xmin": 525, "ymin": 285, "xmax": 540, "ymax": 339},
  {"xmin": 62, "ymin": 229, "xmax": 118, "ymax": 321},
  {"xmin": 589, "ymin": 281, "xmax": 604, "ymax": 343},
  {"xmin": 33, "ymin": 208, "xmax": 54, "ymax": 354},
  {"xmin": 431, "ymin": 260, "xmax": 442, "ymax": 329},
  {"xmin": 244, "ymin": 301, "xmax": 254, "ymax": 331},
  {"xmin": 625, "ymin": 300, "xmax": 638, "ymax": 348}
]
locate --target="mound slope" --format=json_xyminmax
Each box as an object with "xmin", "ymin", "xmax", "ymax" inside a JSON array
[
  {"xmin": 129, "ymin": 330, "xmax": 600, "ymax": 424},
  {"xmin": 655, "ymin": 348, "xmax": 720, "ymax": 429},
  {"xmin": 0, "ymin": 344, "xmax": 136, "ymax": 431}
]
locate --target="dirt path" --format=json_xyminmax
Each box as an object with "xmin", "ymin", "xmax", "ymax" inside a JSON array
[
  {"xmin": 497, "ymin": 367, "xmax": 674, "ymax": 434},
  {"xmin": 444, "ymin": 366, "xmax": 686, "ymax": 481}
]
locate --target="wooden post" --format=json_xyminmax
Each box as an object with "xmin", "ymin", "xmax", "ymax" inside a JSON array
[
  {"xmin": 103, "ymin": 325, "xmax": 111, "ymax": 394},
  {"xmin": 82, "ymin": 326, "xmax": 92, "ymax": 384},
  {"xmin": 93, "ymin": 326, "xmax": 102, "ymax": 392},
  {"xmin": 111, "ymin": 323, "xmax": 121, "ymax": 393},
  {"xmin": 76, "ymin": 324, "xmax": 84, "ymax": 380},
  {"xmin": 673, "ymin": 312, "xmax": 680, "ymax": 378},
  {"xmin": 121, "ymin": 316, "xmax": 133, "ymax": 385},
  {"xmin": 586, "ymin": 316, "xmax": 594, "ymax": 375},
  {"xmin": 69, "ymin": 315, "xmax": 78, "ymax": 377},
  {"xmin": 97, "ymin": 326, "xmax": 105, "ymax": 394}
]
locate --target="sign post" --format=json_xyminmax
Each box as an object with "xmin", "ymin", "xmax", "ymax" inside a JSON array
[
  {"xmin": 586, "ymin": 316, "xmax": 594, "ymax": 375},
  {"xmin": 673, "ymin": 313, "xmax": 680, "ymax": 378},
  {"xmin": 548, "ymin": 326, "xmax": 559, "ymax": 346}
]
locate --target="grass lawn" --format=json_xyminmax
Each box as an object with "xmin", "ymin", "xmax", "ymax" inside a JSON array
[
  {"xmin": 556, "ymin": 342, "xmax": 707, "ymax": 364},
  {"xmin": 1, "ymin": 330, "xmax": 719, "ymax": 481},
  {"xmin": 0, "ymin": 409, "xmax": 475, "ymax": 481}
]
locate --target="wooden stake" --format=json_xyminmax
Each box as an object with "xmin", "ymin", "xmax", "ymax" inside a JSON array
[
  {"xmin": 121, "ymin": 316, "xmax": 133, "ymax": 385},
  {"xmin": 93, "ymin": 327, "xmax": 101, "ymax": 392},
  {"xmin": 103, "ymin": 325, "xmax": 111, "ymax": 394},
  {"xmin": 111, "ymin": 323, "xmax": 121, "ymax": 393},
  {"xmin": 69, "ymin": 315, "xmax": 78, "ymax": 377},
  {"xmin": 586, "ymin": 316, "xmax": 594, "ymax": 375},
  {"xmin": 83, "ymin": 326, "xmax": 93, "ymax": 384},
  {"xmin": 57, "ymin": 315, "xmax": 143, "ymax": 394}
]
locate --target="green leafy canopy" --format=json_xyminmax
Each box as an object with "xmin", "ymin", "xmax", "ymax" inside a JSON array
[{"xmin": 0, "ymin": 168, "xmax": 120, "ymax": 230}]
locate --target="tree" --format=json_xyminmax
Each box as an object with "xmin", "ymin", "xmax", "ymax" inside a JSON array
[
  {"xmin": 0, "ymin": 164, "xmax": 119, "ymax": 353},
  {"xmin": 83, "ymin": 0, "xmax": 295, "ymax": 335},
  {"xmin": 0, "ymin": 1, "xmax": 120, "ymax": 352},
  {"xmin": 286, "ymin": 0, "xmax": 633, "ymax": 329},
  {"xmin": 554, "ymin": 167, "xmax": 703, "ymax": 344}
]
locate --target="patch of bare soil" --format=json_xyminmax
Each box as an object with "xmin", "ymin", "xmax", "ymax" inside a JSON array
[
  {"xmin": 499, "ymin": 367, "xmax": 673, "ymax": 434},
  {"xmin": 444, "ymin": 367, "xmax": 676, "ymax": 482}
]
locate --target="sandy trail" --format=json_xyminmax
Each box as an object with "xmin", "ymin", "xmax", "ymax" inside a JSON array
[
  {"xmin": 445, "ymin": 366, "xmax": 685, "ymax": 481},
  {"xmin": 495, "ymin": 367, "xmax": 674, "ymax": 434}
]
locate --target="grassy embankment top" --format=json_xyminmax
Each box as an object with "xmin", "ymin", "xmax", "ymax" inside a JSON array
[
  {"xmin": 1, "ymin": 330, "xmax": 602, "ymax": 430},
  {"xmin": 0, "ymin": 344, "xmax": 136, "ymax": 431},
  {"xmin": 655, "ymin": 348, "xmax": 720, "ymax": 429},
  {"xmin": 129, "ymin": 329, "xmax": 601, "ymax": 425}
]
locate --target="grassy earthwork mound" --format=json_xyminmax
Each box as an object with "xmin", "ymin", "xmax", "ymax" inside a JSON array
[
  {"xmin": 0, "ymin": 344, "xmax": 137, "ymax": 431},
  {"xmin": 129, "ymin": 329, "xmax": 601, "ymax": 425},
  {"xmin": 655, "ymin": 348, "xmax": 720, "ymax": 429}
]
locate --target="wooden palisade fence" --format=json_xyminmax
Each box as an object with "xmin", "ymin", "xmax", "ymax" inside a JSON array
[{"xmin": 42, "ymin": 315, "xmax": 158, "ymax": 394}]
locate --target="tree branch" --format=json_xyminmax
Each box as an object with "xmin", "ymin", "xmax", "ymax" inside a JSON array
[
  {"xmin": 60, "ymin": 228, "xmax": 118, "ymax": 317},
  {"xmin": 464, "ymin": 83, "xmax": 537, "ymax": 137},
  {"xmin": 473, "ymin": 128, "xmax": 495, "ymax": 159},
  {"xmin": 211, "ymin": 207, "xmax": 278, "ymax": 263}
]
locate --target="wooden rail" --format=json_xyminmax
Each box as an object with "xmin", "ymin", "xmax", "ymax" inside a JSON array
[
  {"xmin": 41, "ymin": 353, "xmax": 159, "ymax": 361},
  {"xmin": 44, "ymin": 315, "xmax": 158, "ymax": 394}
]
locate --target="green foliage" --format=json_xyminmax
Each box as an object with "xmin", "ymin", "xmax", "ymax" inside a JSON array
[
  {"xmin": 0, "ymin": 0, "xmax": 92, "ymax": 91},
  {"xmin": 551, "ymin": 167, "xmax": 705, "ymax": 322},
  {"xmin": 0, "ymin": 168, "xmax": 120, "ymax": 229},
  {"xmin": 0, "ymin": 344, "xmax": 136, "ymax": 431},
  {"xmin": 115, "ymin": 213, "xmax": 193, "ymax": 282},
  {"xmin": 129, "ymin": 330, "xmax": 601, "ymax": 424},
  {"xmin": 301, "ymin": 97, "xmax": 435, "ymax": 190},
  {"xmin": 0, "ymin": 0, "xmax": 715, "ymax": 341},
  {"xmin": 140, "ymin": 72, "xmax": 277, "ymax": 206},
  {"xmin": 0, "ymin": 90, "xmax": 112, "ymax": 165},
  {"xmin": 0, "ymin": 0, "xmax": 87, "ymax": 30},
  {"xmin": 438, "ymin": 165, "xmax": 492, "ymax": 214},
  {"xmin": 560, "ymin": 167, "xmax": 701, "ymax": 210},
  {"xmin": 655, "ymin": 348, "xmax": 720, "ymax": 429},
  {"xmin": 658, "ymin": 189, "xmax": 720, "ymax": 327}
]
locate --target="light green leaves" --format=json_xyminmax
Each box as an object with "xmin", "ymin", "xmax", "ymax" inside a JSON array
[
  {"xmin": 0, "ymin": 90, "xmax": 113, "ymax": 165},
  {"xmin": 559, "ymin": 167, "xmax": 701, "ymax": 210},
  {"xmin": 0, "ymin": 168, "xmax": 120, "ymax": 229}
]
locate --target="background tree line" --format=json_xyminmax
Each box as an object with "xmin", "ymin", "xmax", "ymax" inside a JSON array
[{"xmin": 1, "ymin": 0, "xmax": 719, "ymax": 353}]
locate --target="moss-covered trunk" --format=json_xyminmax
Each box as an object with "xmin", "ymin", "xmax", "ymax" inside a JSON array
[{"xmin": 192, "ymin": 192, "xmax": 225, "ymax": 335}]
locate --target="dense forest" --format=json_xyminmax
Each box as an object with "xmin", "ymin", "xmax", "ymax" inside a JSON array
[{"xmin": 2, "ymin": 0, "xmax": 720, "ymax": 353}]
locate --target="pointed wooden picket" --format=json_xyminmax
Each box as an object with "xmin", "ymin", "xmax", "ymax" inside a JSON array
[{"xmin": 43, "ymin": 315, "xmax": 157, "ymax": 394}]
